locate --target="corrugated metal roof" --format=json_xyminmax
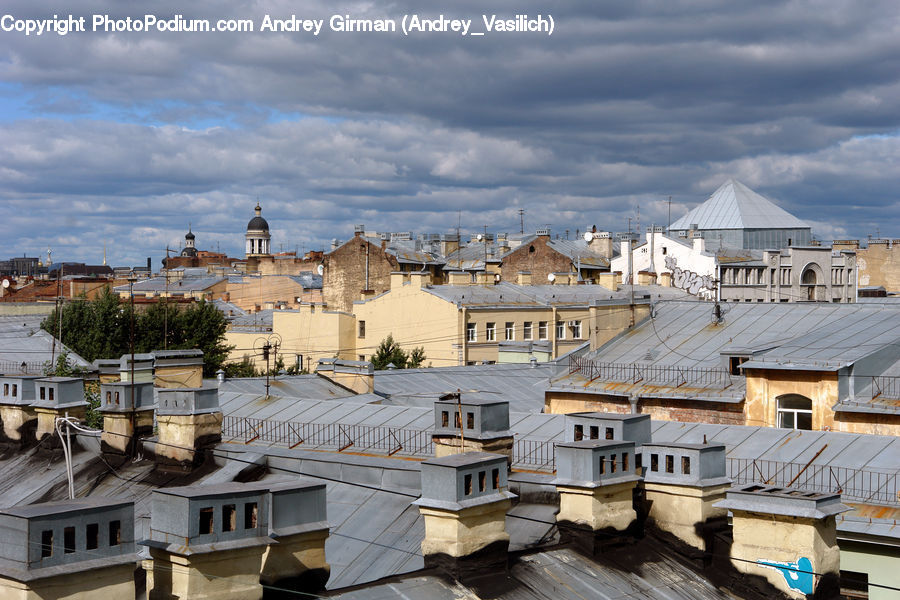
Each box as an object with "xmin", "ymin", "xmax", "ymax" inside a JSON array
[
  {"xmin": 422, "ymin": 282, "xmax": 636, "ymax": 307},
  {"xmin": 670, "ymin": 179, "xmax": 809, "ymax": 231},
  {"xmin": 0, "ymin": 314, "xmax": 92, "ymax": 369},
  {"xmin": 113, "ymin": 275, "xmax": 224, "ymax": 293}
]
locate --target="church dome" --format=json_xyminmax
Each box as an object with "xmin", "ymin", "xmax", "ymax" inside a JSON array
[
  {"xmin": 185, "ymin": 230, "xmax": 195, "ymax": 241},
  {"xmin": 247, "ymin": 203, "xmax": 269, "ymax": 231}
]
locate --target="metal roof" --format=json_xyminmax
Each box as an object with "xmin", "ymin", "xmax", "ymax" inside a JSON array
[
  {"xmin": 670, "ymin": 179, "xmax": 810, "ymax": 231},
  {"xmin": 331, "ymin": 545, "xmax": 759, "ymax": 600},
  {"xmin": 374, "ymin": 363, "xmax": 553, "ymax": 412},
  {"xmin": 113, "ymin": 275, "xmax": 224, "ymax": 294},
  {"xmin": 422, "ymin": 282, "xmax": 638, "ymax": 308},
  {"xmin": 0, "ymin": 314, "xmax": 92, "ymax": 370}
]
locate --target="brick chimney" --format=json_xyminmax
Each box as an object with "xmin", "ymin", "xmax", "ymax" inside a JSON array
[
  {"xmin": 31, "ymin": 377, "xmax": 87, "ymax": 445},
  {"xmin": 641, "ymin": 442, "xmax": 731, "ymax": 552},
  {"xmin": 154, "ymin": 387, "xmax": 223, "ymax": 470},
  {"xmin": 0, "ymin": 376, "xmax": 39, "ymax": 445},
  {"xmin": 152, "ymin": 349, "xmax": 204, "ymax": 389},
  {"xmin": 93, "ymin": 358, "xmax": 122, "ymax": 383},
  {"xmin": 260, "ymin": 480, "xmax": 330, "ymax": 593},
  {"xmin": 143, "ymin": 483, "xmax": 271, "ymax": 600},
  {"xmin": 413, "ymin": 452, "xmax": 515, "ymax": 578},
  {"xmin": 432, "ymin": 395, "xmax": 513, "ymax": 465},
  {"xmin": 715, "ymin": 484, "xmax": 849, "ymax": 598},
  {"xmin": 99, "ymin": 381, "xmax": 155, "ymax": 456},
  {"xmin": 119, "ymin": 353, "xmax": 154, "ymax": 384},
  {"xmin": 315, "ymin": 359, "xmax": 374, "ymax": 394},
  {"xmin": 553, "ymin": 440, "xmax": 641, "ymax": 553},
  {"xmin": 0, "ymin": 498, "xmax": 137, "ymax": 598}
]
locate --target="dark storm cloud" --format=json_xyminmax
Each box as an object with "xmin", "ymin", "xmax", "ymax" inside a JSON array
[{"xmin": 0, "ymin": 0, "xmax": 898, "ymax": 263}]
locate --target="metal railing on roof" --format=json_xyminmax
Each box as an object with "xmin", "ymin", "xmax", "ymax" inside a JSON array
[
  {"xmin": 871, "ymin": 376, "xmax": 900, "ymax": 401},
  {"xmin": 0, "ymin": 360, "xmax": 44, "ymax": 375},
  {"xmin": 568, "ymin": 356, "xmax": 734, "ymax": 389},
  {"xmin": 728, "ymin": 458, "xmax": 899, "ymax": 506},
  {"xmin": 222, "ymin": 416, "xmax": 897, "ymax": 506},
  {"xmin": 222, "ymin": 416, "xmax": 434, "ymax": 457}
]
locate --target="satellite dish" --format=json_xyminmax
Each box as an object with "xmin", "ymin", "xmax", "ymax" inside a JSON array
[
  {"xmin": 316, "ymin": 264, "xmax": 324, "ymax": 276},
  {"xmin": 476, "ymin": 234, "xmax": 483, "ymax": 241},
  {"xmin": 583, "ymin": 231, "xmax": 593, "ymax": 242},
  {"xmin": 1, "ymin": 280, "xmax": 8, "ymax": 288},
  {"xmin": 547, "ymin": 273, "xmax": 556, "ymax": 282}
]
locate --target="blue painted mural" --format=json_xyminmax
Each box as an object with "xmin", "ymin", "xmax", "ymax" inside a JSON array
[{"xmin": 756, "ymin": 556, "xmax": 814, "ymax": 595}]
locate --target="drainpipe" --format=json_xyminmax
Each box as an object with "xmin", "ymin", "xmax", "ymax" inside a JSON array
[{"xmin": 629, "ymin": 393, "xmax": 639, "ymax": 414}]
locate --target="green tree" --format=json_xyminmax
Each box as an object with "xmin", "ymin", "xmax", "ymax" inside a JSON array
[
  {"xmin": 175, "ymin": 300, "xmax": 231, "ymax": 376},
  {"xmin": 223, "ymin": 355, "xmax": 260, "ymax": 378},
  {"xmin": 42, "ymin": 289, "xmax": 232, "ymax": 377},
  {"xmin": 371, "ymin": 334, "xmax": 408, "ymax": 370},
  {"xmin": 407, "ymin": 346, "xmax": 427, "ymax": 369},
  {"xmin": 42, "ymin": 351, "xmax": 102, "ymax": 429}
]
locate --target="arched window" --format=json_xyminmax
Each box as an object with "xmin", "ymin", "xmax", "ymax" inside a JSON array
[{"xmin": 777, "ymin": 394, "xmax": 812, "ymax": 430}]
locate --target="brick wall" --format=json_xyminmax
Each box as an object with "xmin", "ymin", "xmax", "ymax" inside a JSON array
[
  {"xmin": 500, "ymin": 235, "xmax": 573, "ymax": 283},
  {"xmin": 323, "ymin": 236, "xmax": 399, "ymax": 312}
]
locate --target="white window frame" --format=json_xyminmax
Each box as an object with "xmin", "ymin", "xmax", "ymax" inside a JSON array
[
  {"xmin": 777, "ymin": 396, "xmax": 812, "ymax": 430},
  {"xmin": 504, "ymin": 322, "xmax": 515, "ymax": 341},
  {"xmin": 523, "ymin": 321, "xmax": 533, "ymax": 340},
  {"xmin": 570, "ymin": 320, "xmax": 582, "ymax": 339},
  {"xmin": 538, "ymin": 321, "xmax": 548, "ymax": 340},
  {"xmin": 466, "ymin": 322, "xmax": 477, "ymax": 342},
  {"xmin": 485, "ymin": 322, "xmax": 496, "ymax": 342},
  {"xmin": 556, "ymin": 320, "xmax": 565, "ymax": 340}
]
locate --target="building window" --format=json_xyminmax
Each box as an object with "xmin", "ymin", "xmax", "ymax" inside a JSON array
[
  {"xmin": 555, "ymin": 321, "xmax": 565, "ymax": 340},
  {"xmin": 358, "ymin": 355, "xmax": 365, "ymax": 362},
  {"xmin": 492, "ymin": 468, "xmax": 500, "ymax": 489},
  {"xmin": 441, "ymin": 411, "xmax": 449, "ymax": 427},
  {"xmin": 223, "ymin": 504, "xmax": 236, "ymax": 532},
  {"xmin": 358, "ymin": 320, "xmax": 366, "ymax": 338},
  {"xmin": 2, "ymin": 384, "xmax": 7, "ymax": 396},
  {"xmin": 650, "ymin": 454, "xmax": 658, "ymax": 472},
  {"xmin": 610, "ymin": 454, "xmax": 617, "ymax": 473},
  {"xmin": 199, "ymin": 508, "xmax": 214, "ymax": 535},
  {"xmin": 599, "ymin": 455, "xmax": 605, "ymax": 475},
  {"xmin": 523, "ymin": 321, "xmax": 533, "ymax": 340},
  {"xmin": 665, "ymin": 455, "xmax": 674, "ymax": 473},
  {"xmin": 589, "ymin": 425, "xmax": 599, "ymax": 439},
  {"xmin": 466, "ymin": 322, "xmax": 476, "ymax": 342},
  {"xmin": 41, "ymin": 530, "xmax": 53, "ymax": 558},
  {"xmin": 729, "ymin": 356, "xmax": 747, "ymax": 376},
  {"xmin": 64, "ymin": 527, "xmax": 76, "ymax": 554},
  {"xmin": 486, "ymin": 322, "xmax": 496, "ymax": 342},
  {"xmin": 538, "ymin": 321, "xmax": 548, "ymax": 340},
  {"xmin": 464, "ymin": 474, "xmax": 473, "ymax": 496},
  {"xmin": 11, "ymin": 384, "xmax": 16, "ymax": 396},
  {"xmin": 505, "ymin": 322, "xmax": 514, "ymax": 341},
  {"xmin": 86, "ymin": 523, "xmax": 99, "ymax": 550},
  {"xmin": 570, "ymin": 320, "xmax": 582, "ymax": 339},
  {"xmin": 682, "ymin": 456, "xmax": 691, "ymax": 475},
  {"xmin": 605, "ymin": 427, "xmax": 614, "ymax": 440},
  {"xmin": 114, "ymin": 391, "xmax": 119, "ymax": 405},
  {"xmin": 245, "ymin": 502, "xmax": 258, "ymax": 529},
  {"xmin": 777, "ymin": 395, "xmax": 812, "ymax": 430},
  {"xmin": 478, "ymin": 471, "xmax": 486, "ymax": 492},
  {"xmin": 466, "ymin": 412, "xmax": 474, "ymax": 429},
  {"xmin": 40, "ymin": 387, "xmax": 45, "ymax": 400},
  {"xmin": 574, "ymin": 424, "xmax": 583, "ymax": 441},
  {"xmin": 49, "ymin": 388, "xmax": 54, "ymax": 402},
  {"xmin": 109, "ymin": 520, "xmax": 121, "ymax": 546},
  {"xmin": 623, "ymin": 452, "xmax": 629, "ymax": 472}
]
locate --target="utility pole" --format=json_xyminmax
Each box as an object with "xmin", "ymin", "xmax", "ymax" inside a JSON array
[
  {"xmin": 667, "ymin": 196, "xmax": 672, "ymax": 232},
  {"xmin": 128, "ymin": 272, "xmax": 137, "ymax": 457},
  {"xmin": 262, "ymin": 341, "xmax": 271, "ymax": 398}
]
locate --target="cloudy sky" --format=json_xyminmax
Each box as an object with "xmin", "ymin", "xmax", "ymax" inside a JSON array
[{"xmin": 1, "ymin": 0, "xmax": 899, "ymax": 266}]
